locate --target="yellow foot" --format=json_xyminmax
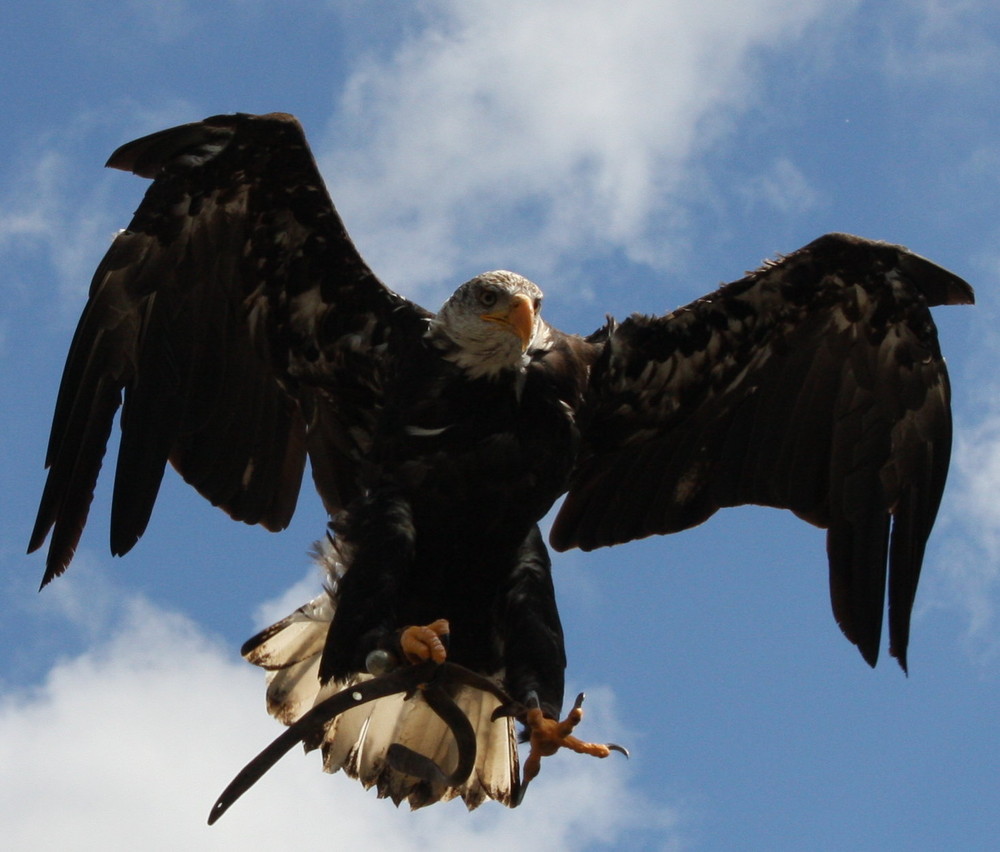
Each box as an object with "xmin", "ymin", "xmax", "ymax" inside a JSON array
[
  {"xmin": 399, "ymin": 618, "xmax": 450, "ymax": 664},
  {"xmin": 521, "ymin": 692, "xmax": 628, "ymax": 793}
]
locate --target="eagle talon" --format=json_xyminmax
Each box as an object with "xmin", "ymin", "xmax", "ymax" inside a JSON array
[
  {"xmin": 517, "ymin": 690, "xmax": 627, "ymax": 799},
  {"xmin": 399, "ymin": 618, "xmax": 451, "ymax": 664}
]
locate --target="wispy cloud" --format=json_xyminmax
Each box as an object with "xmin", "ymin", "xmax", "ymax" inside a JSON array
[
  {"xmin": 2, "ymin": 581, "xmax": 681, "ymax": 850},
  {"xmin": 0, "ymin": 99, "xmax": 201, "ymax": 328},
  {"xmin": 881, "ymin": 0, "xmax": 1000, "ymax": 81},
  {"xmin": 315, "ymin": 0, "xmax": 849, "ymax": 299},
  {"xmin": 252, "ymin": 565, "xmax": 326, "ymax": 630},
  {"xmin": 123, "ymin": 0, "xmax": 198, "ymax": 42},
  {"xmin": 0, "ymin": 147, "xmax": 102, "ymax": 304},
  {"xmin": 920, "ymin": 234, "xmax": 1000, "ymax": 663},
  {"xmin": 738, "ymin": 157, "xmax": 824, "ymax": 217},
  {"xmin": 0, "ymin": 133, "xmax": 129, "ymax": 328},
  {"xmin": 931, "ymin": 409, "xmax": 1000, "ymax": 661}
]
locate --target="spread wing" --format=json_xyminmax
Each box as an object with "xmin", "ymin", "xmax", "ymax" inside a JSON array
[
  {"xmin": 551, "ymin": 233, "xmax": 974, "ymax": 669},
  {"xmin": 29, "ymin": 112, "xmax": 430, "ymax": 587}
]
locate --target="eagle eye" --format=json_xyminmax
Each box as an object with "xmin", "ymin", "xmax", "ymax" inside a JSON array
[{"xmin": 479, "ymin": 289, "xmax": 499, "ymax": 308}]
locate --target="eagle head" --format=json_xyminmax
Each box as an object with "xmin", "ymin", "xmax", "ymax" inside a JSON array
[{"xmin": 428, "ymin": 271, "xmax": 551, "ymax": 378}]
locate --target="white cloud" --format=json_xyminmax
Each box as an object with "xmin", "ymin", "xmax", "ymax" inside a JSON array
[
  {"xmin": 252, "ymin": 565, "xmax": 326, "ymax": 630},
  {"xmin": 882, "ymin": 0, "xmax": 1000, "ymax": 81},
  {"xmin": 955, "ymin": 417, "xmax": 1000, "ymax": 550},
  {"xmin": 930, "ymin": 412, "xmax": 1000, "ymax": 655},
  {"xmin": 0, "ymin": 146, "xmax": 123, "ymax": 336},
  {"xmin": 124, "ymin": 0, "xmax": 198, "ymax": 42},
  {"xmin": 318, "ymin": 0, "xmax": 849, "ymax": 297},
  {"xmin": 739, "ymin": 157, "xmax": 824, "ymax": 217},
  {"xmin": 0, "ymin": 148, "xmax": 99, "ymax": 297},
  {"xmin": 2, "ymin": 584, "xmax": 680, "ymax": 851},
  {"xmin": 0, "ymin": 98, "xmax": 200, "ymax": 329}
]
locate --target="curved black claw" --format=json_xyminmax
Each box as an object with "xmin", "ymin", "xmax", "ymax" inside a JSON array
[
  {"xmin": 573, "ymin": 693, "xmax": 629, "ymax": 758},
  {"xmin": 208, "ymin": 660, "xmax": 515, "ymax": 825}
]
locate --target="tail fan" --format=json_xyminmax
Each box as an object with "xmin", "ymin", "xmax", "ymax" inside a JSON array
[{"xmin": 239, "ymin": 549, "xmax": 519, "ymax": 809}]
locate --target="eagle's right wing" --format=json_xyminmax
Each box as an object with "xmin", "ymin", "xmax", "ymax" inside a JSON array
[
  {"xmin": 29, "ymin": 112, "xmax": 430, "ymax": 586},
  {"xmin": 553, "ymin": 234, "xmax": 974, "ymax": 669}
]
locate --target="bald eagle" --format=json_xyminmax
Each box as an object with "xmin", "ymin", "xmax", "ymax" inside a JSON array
[{"xmin": 29, "ymin": 113, "xmax": 973, "ymax": 817}]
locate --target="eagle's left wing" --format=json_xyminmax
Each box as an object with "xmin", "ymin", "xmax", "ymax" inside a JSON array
[
  {"xmin": 28, "ymin": 113, "xmax": 430, "ymax": 587},
  {"xmin": 551, "ymin": 233, "xmax": 973, "ymax": 669}
]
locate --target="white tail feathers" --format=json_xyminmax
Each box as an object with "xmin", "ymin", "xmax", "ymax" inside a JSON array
[
  {"xmin": 243, "ymin": 594, "xmax": 337, "ymax": 723},
  {"xmin": 242, "ymin": 587, "xmax": 520, "ymax": 809}
]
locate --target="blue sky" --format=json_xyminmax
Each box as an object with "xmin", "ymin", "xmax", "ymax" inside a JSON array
[{"xmin": 2, "ymin": 1, "xmax": 1000, "ymax": 849}]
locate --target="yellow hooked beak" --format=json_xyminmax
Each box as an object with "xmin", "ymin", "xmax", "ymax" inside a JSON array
[{"xmin": 480, "ymin": 293, "xmax": 535, "ymax": 351}]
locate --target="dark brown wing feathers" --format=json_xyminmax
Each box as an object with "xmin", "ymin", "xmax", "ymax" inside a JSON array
[
  {"xmin": 554, "ymin": 233, "xmax": 973, "ymax": 669},
  {"xmin": 28, "ymin": 113, "xmax": 425, "ymax": 585}
]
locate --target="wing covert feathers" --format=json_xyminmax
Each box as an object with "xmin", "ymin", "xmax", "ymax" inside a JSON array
[{"xmin": 553, "ymin": 233, "xmax": 973, "ymax": 669}]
